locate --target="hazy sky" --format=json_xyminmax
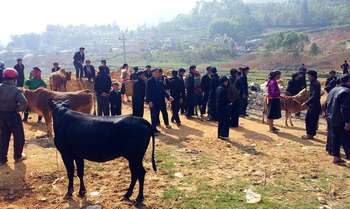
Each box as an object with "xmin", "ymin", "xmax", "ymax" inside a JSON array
[{"xmin": 0, "ymin": 0, "xmax": 275, "ymax": 44}]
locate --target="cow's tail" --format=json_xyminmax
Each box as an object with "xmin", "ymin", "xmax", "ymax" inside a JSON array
[{"xmin": 151, "ymin": 130, "xmax": 157, "ymax": 172}]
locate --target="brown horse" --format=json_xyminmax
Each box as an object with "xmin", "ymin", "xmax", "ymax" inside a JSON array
[{"xmin": 262, "ymin": 88, "xmax": 309, "ymax": 126}]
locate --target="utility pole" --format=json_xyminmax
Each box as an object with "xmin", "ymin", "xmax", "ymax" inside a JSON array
[{"xmin": 119, "ymin": 32, "xmax": 127, "ymax": 64}]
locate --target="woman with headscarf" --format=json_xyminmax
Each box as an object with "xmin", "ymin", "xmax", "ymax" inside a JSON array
[{"xmin": 266, "ymin": 70, "xmax": 282, "ymax": 132}]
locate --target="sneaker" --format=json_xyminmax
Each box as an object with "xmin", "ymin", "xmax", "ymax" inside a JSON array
[
  {"xmin": 15, "ymin": 154, "xmax": 26, "ymax": 163},
  {"xmin": 176, "ymin": 123, "xmax": 182, "ymax": 127}
]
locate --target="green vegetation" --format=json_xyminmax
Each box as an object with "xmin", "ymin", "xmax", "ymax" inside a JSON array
[
  {"xmin": 265, "ymin": 32, "xmax": 309, "ymax": 55},
  {"xmin": 309, "ymin": 42, "xmax": 321, "ymax": 56}
]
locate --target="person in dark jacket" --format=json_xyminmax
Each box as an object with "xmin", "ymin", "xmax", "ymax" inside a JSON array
[
  {"xmin": 73, "ymin": 47, "xmax": 85, "ymax": 80},
  {"xmin": 298, "ymin": 64, "xmax": 307, "ymax": 92},
  {"xmin": 94, "ymin": 69, "xmax": 112, "ymax": 116},
  {"xmin": 341, "ymin": 60, "xmax": 349, "ymax": 74},
  {"xmin": 286, "ymin": 73, "xmax": 303, "ymax": 96},
  {"xmin": 0, "ymin": 68, "xmax": 27, "ymax": 165},
  {"xmin": 208, "ymin": 67, "xmax": 220, "ymax": 121},
  {"xmin": 326, "ymin": 74, "xmax": 350, "ymax": 164},
  {"xmin": 83, "ymin": 60, "xmax": 96, "ymax": 82},
  {"xmin": 216, "ymin": 76, "xmax": 230, "ymax": 140},
  {"xmin": 144, "ymin": 65, "xmax": 152, "ymax": 79},
  {"xmin": 132, "ymin": 71, "xmax": 146, "ymax": 117},
  {"xmin": 301, "ymin": 70, "xmax": 321, "ymax": 139},
  {"xmin": 51, "ymin": 62, "xmax": 61, "ymax": 73},
  {"xmin": 239, "ymin": 66, "xmax": 250, "ymax": 117},
  {"xmin": 228, "ymin": 69, "xmax": 242, "ymax": 128},
  {"xmin": 185, "ymin": 65, "xmax": 197, "ymax": 118},
  {"xmin": 14, "ymin": 58, "xmax": 25, "ymax": 87},
  {"xmin": 169, "ymin": 70, "xmax": 185, "ymax": 126},
  {"xmin": 130, "ymin": 66, "xmax": 139, "ymax": 81},
  {"xmin": 146, "ymin": 68, "xmax": 173, "ymax": 134},
  {"xmin": 0, "ymin": 61, "xmax": 5, "ymax": 83},
  {"xmin": 109, "ymin": 82, "xmax": 122, "ymax": 116},
  {"xmin": 325, "ymin": 70, "xmax": 339, "ymax": 93},
  {"xmin": 98, "ymin": 60, "xmax": 110, "ymax": 75},
  {"xmin": 200, "ymin": 66, "xmax": 211, "ymax": 118},
  {"xmin": 179, "ymin": 68, "xmax": 187, "ymax": 114}
]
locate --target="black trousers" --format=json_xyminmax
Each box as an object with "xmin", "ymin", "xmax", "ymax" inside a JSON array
[
  {"xmin": 132, "ymin": 101, "xmax": 144, "ymax": 118},
  {"xmin": 327, "ymin": 123, "xmax": 350, "ymax": 159},
  {"xmin": 110, "ymin": 106, "xmax": 121, "ymax": 116},
  {"xmin": 0, "ymin": 112, "xmax": 25, "ymax": 163},
  {"xmin": 218, "ymin": 115, "xmax": 230, "ymax": 138},
  {"xmin": 180, "ymin": 96, "xmax": 187, "ymax": 114},
  {"xmin": 96, "ymin": 95, "xmax": 110, "ymax": 116},
  {"xmin": 200, "ymin": 92, "xmax": 209, "ymax": 115},
  {"xmin": 240, "ymin": 97, "xmax": 248, "ymax": 116},
  {"xmin": 208, "ymin": 96, "xmax": 216, "ymax": 120},
  {"xmin": 74, "ymin": 63, "xmax": 84, "ymax": 79},
  {"xmin": 23, "ymin": 107, "xmax": 42, "ymax": 122},
  {"xmin": 186, "ymin": 94, "xmax": 195, "ymax": 117},
  {"xmin": 151, "ymin": 104, "xmax": 169, "ymax": 130},
  {"xmin": 171, "ymin": 99, "xmax": 181, "ymax": 124},
  {"xmin": 229, "ymin": 100, "xmax": 241, "ymax": 127},
  {"xmin": 305, "ymin": 107, "xmax": 320, "ymax": 136}
]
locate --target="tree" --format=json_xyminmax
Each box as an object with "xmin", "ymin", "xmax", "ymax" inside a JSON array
[
  {"xmin": 309, "ymin": 42, "xmax": 321, "ymax": 56},
  {"xmin": 209, "ymin": 19, "xmax": 235, "ymax": 38}
]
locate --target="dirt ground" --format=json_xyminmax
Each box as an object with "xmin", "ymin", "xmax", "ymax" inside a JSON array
[{"xmin": 0, "ymin": 104, "xmax": 349, "ymax": 209}]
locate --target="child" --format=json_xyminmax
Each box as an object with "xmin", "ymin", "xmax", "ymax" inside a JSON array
[
  {"xmin": 216, "ymin": 76, "xmax": 230, "ymax": 140},
  {"xmin": 23, "ymin": 67, "xmax": 47, "ymax": 122},
  {"xmin": 109, "ymin": 82, "xmax": 122, "ymax": 116}
]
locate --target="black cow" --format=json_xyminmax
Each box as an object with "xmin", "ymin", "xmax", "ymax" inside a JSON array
[{"xmin": 48, "ymin": 100, "xmax": 156, "ymax": 205}]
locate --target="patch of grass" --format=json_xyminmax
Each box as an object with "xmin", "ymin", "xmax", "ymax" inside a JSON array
[{"xmin": 157, "ymin": 150, "xmax": 177, "ymax": 177}]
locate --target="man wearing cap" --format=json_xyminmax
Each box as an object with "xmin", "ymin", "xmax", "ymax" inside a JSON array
[
  {"xmin": 14, "ymin": 58, "xmax": 25, "ymax": 87},
  {"xmin": 52, "ymin": 62, "xmax": 61, "ymax": 73},
  {"xmin": 301, "ymin": 70, "xmax": 321, "ymax": 139},
  {"xmin": 146, "ymin": 68, "xmax": 173, "ymax": 134},
  {"xmin": 73, "ymin": 47, "xmax": 85, "ymax": 80},
  {"xmin": 94, "ymin": 66, "xmax": 112, "ymax": 116},
  {"xmin": 326, "ymin": 74, "xmax": 350, "ymax": 164},
  {"xmin": 23, "ymin": 67, "xmax": 47, "ymax": 122},
  {"xmin": 132, "ymin": 70, "xmax": 146, "ymax": 117},
  {"xmin": 0, "ymin": 68, "xmax": 27, "ymax": 165}
]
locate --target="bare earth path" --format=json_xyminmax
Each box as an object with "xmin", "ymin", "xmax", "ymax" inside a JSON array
[{"xmin": 0, "ymin": 105, "xmax": 349, "ymax": 209}]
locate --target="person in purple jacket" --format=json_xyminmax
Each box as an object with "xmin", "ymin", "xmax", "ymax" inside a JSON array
[{"xmin": 266, "ymin": 70, "xmax": 282, "ymax": 132}]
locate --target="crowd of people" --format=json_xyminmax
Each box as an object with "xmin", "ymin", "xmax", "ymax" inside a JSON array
[{"xmin": 0, "ymin": 48, "xmax": 349, "ymax": 166}]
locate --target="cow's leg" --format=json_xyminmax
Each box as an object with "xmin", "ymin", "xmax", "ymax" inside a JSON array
[
  {"xmin": 61, "ymin": 153, "xmax": 75, "ymax": 199},
  {"xmin": 135, "ymin": 161, "xmax": 146, "ymax": 205},
  {"xmin": 289, "ymin": 112, "xmax": 294, "ymax": 127},
  {"xmin": 75, "ymin": 158, "xmax": 86, "ymax": 198},
  {"xmin": 285, "ymin": 111, "xmax": 289, "ymax": 127},
  {"xmin": 44, "ymin": 114, "xmax": 53, "ymax": 138},
  {"xmin": 123, "ymin": 161, "xmax": 137, "ymax": 201}
]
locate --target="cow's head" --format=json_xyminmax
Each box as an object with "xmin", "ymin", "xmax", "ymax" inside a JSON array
[{"xmin": 48, "ymin": 99, "xmax": 71, "ymax": 111}]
